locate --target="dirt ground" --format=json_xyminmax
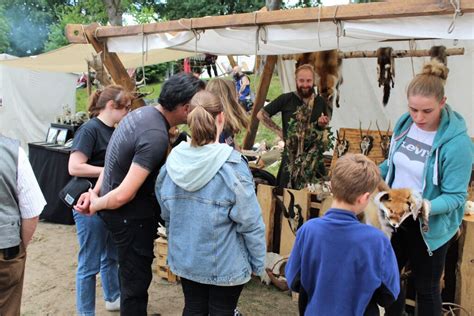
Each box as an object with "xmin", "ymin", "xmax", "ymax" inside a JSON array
[{"xmin": 21, "ymin": 221, "xmax": 298, "ymax": 316}]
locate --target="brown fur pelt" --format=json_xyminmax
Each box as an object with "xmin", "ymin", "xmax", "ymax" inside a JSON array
[
  {"xmin": 429, "ymin": 45, "xmax": 448, "ymax": 66},
  {"xmin": 293, "ymin": 50, "xmax": 343, "ymax": 119},
  {"xmin": 319, "ymin": 183, "xmax": 430, "ymax": 239},
  {"xmin": 376, "ymin": 47, "xmax": 395, "ymax": 106},
  {"xmin": 373, "ymin": 188, "xmax": 430, "ymax": 238}
]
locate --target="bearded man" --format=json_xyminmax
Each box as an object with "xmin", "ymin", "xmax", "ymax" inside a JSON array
[{"xmin": 257, "ymin": 64, "xmax": 330, "ymax": 187}]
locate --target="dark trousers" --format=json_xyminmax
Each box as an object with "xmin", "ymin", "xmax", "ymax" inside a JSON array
[
  {"xmin": 206, "ymin": 64, "xmax": 218, "ymax": 77},
  {"xmin": 385, "ymin": 217, "xmax": 450, "ymax": 316},
  {"xmin": 181, "ymin": 277, "xmax": 244, "ymax": 316},
  {"xmin": 100, "ymin": 213, "xmax": 158, "ymax": 316},
  {"xmin": 0, "ymin": 243, "xmax": 26, "ymax": 316}
]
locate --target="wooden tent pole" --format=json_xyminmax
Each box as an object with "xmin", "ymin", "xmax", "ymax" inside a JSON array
[
  {"xmin": 242, "ymin": 55, "xmax": 278, "ymax": 150},
  {"xmin": 227, "ymin": 56, "xmax": 237, "ymax": 68},
  {"xmin": 83, "ymin": 24, "xmax": 144, "ymax": 108},
  {"xmin": 339, "ymin": 47, "xmax": 465, "ymax": 59}
]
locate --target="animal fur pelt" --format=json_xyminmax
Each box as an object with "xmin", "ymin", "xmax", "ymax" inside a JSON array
[
  {"xmin": 293, "ymin": 50, "xmax": 343, "ymax": 119},
  {"xmin": 373, "ymin": 188, "xmax": 431, "ymax": 238},
  {"xmin": 429, "ymin": 45, "xmax": 448, "ymax": 66},
  {"xmin": 87, "ymin": 53, "xmax": 112, "ymax": 88},
  {"xmin": 376, "ymin": 47, "xmax": 395, "ymax": 106},
  {"xmin": 318, "ymin": 184, "xmax": 430, "ymax": 239},
  {"xmin": 260, "ymin": 252, "xmax": 289, "ymax": 291}
]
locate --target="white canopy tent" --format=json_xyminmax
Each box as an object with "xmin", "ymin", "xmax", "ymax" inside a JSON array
[
  {"xmin": 102, "ymin": 13, "xmax": 473, "ymax": 135},
  {"xmin": 0, "ymin": 46, "xmax": 195, "ymax": 148},
  {"xmin": 0, "ymin": 54, "xmax": 77, "ymax": 149}
]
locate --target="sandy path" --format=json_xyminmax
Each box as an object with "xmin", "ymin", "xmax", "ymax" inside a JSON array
[{"xmin": 21, "ymin": 221, "xmax": 297, "ymax": 316}]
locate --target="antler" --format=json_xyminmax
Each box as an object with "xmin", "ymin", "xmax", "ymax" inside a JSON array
[{"xmin": 375, "ymin": 120, "xmax": 382, "ymax": 138}]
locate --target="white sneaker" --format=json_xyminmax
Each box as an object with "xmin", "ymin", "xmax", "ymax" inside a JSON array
[{"xmin": 105, "ymin": 297, "xmax": 120, "ymax": 311}]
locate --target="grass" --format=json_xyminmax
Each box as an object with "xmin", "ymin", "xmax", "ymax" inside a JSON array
[{"xmin": 75, "ymin": 74, "xmax": 284, "ymax": 174}]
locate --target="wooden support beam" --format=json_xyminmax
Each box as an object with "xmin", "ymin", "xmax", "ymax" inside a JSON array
[
  {"xmin": 242, "ymin": 55, "xmax": 278, "ymax": 150},
  {"xmin": 83, "ymin": 24, "xmax": 144, "ymax": 108},
  {"xmin": 65, "ymin": 0, "xmax": 474, "ymax": 43},
  {"xmin": 227, "ymin": 55, "xmax": 237, "ymax": 68},
  {"xmin": 339, "ymin": 47, "xmax": 465, "ymax": 59}
]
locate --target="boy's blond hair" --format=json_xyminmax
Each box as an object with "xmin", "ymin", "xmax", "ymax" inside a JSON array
[{"xmin": 331, "ymin": 153, "xmax": 380, "ymax": 204}]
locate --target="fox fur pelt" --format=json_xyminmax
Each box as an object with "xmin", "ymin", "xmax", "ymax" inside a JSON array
[{"xmin": 429, "ymin": 45, "xmax": 448, "ymax": 66}]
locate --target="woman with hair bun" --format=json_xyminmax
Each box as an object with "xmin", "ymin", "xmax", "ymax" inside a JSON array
[
  {"xmin": 68, "ymin": 85, "xmax": 131, "ymax": 315},
  {"xmin": 155, "ymin": 90, "xmax": 265, "ymax": 315},
  {"xmin": 206, "ymin": 78, "xmax": 249, "ymax": 149},
  {"xmin": 381, "ymin": 60, "xmax": 473, "ymax": 315}
]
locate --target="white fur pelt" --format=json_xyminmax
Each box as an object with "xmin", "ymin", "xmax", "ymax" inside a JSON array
[{"xmin": 260, "ymin": 252, "xmax": 287, "ymax": 285}]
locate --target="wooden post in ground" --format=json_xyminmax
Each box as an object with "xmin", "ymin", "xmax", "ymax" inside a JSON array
[
  {"xmin": 83, "ymin": 23, "xmax": 144, "ymax": 108},
  {"xmin": 227, "ymin": 56, "xmax": 237, "ymax": 69},
  {"xmin": 242, "ymin": 55, "xmax": 277, "ymax": 149}
]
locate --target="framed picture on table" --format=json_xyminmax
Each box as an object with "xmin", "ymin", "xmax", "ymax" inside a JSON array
[
  {"xmin": 56, "ymin": 128, "xmax": 68, "ymax": 145},
  {"xmin": 46, "ymin": 127, "xmax": 59, "ymax": 144}
]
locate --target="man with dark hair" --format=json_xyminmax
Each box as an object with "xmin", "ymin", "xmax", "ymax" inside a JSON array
[{"xmin": 75, "ymin": 73, "xmax": 205, "ymax": 315}]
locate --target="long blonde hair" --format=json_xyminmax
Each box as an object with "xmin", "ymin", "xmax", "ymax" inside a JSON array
[
  {"xmin": 188, "ymin": 90, "xmax": 223, "ymax": 147},
  {"xmin": 407, "ymin": 60, "xmax": 449, "ymax": 102},
  {"xmin": 206, "ymin": 79, "xmax": 249, "ymax": 134}
]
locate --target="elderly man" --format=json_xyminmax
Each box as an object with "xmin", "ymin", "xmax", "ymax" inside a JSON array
[
  {"xmin": 257, "ymin": 64, "xmax": 330, "ymax": 188},
  {"xmin": 0, "ymin": 136, "xmax": 46, "ymax": 315}
]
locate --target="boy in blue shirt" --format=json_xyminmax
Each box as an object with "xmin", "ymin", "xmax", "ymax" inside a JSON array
[{"xmin": 286, "ymin": 153, "xmax": 400, "ymax": 315}]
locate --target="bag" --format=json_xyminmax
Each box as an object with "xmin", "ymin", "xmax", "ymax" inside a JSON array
[{"xmin": 59, "ymin": 177, "xmax": 92, "ymax": 207}]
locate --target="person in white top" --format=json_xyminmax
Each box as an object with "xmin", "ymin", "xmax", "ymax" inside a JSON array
[
  {"xmin": 381, "ymin": 60, "xmax": 472, "ymax": 316},
  {"xmin": 0, "ymin": 135, "xmax": 46, "ymax": 315}
]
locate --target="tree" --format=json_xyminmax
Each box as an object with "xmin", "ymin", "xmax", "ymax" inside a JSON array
[
  {"xmin": 155, "ymin": 0, "xmax": 265, "ymax": 20},
  {"xmin": 103, "ymin": 0, "xmax": 123, "ymax": 26},
  {"xmin": 2, "ymin": 0, "xmax": 55, "ymax": 56},
  {"xmin": 44, "ymin": 0, "xmax": 109, "ymax": 52},
  {"xmin": 0, "ymin": 6, "xmax": 10, "ymax": 53}
]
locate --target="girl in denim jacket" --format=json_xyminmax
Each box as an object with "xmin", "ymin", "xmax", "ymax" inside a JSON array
[{"xmin": 156, "ymin": 90, "xmax": 266, "ymax": 315}]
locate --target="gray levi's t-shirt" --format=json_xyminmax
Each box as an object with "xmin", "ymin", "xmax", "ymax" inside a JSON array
[
  {"xmin": 101, "ymin": 106, "xmax": 170, "ymax": 219},
  {"xmin": 392, "ymin": 124, "xmax": 436, "ymax": 193}
]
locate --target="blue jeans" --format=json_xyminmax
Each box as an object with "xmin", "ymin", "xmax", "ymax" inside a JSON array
[{"xmin": 73, "ymin": 211, "xmax": 120, "ymax": 316}]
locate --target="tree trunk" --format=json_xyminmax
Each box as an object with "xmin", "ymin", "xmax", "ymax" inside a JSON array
[{"xmin": 103, "ymin": 0, "xmax": 123, "ymax": 26}]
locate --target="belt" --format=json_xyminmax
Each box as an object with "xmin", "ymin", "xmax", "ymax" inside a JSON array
[{"xmin": 0, "ymin": 245, "xmax": 20, "ymax": 259}]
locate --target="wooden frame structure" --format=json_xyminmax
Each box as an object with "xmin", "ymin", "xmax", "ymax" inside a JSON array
[{"xmin": 65, "ymin": 0, "xmax": 474, "ymax": 145}]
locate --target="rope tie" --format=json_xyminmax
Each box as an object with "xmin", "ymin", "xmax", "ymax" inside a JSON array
[
  {"xmin": 81, "ymin": 25, "xmax": 89, "ymax": 44},
  {"xmin": 316, "ymin": 4, "xmax": 322, "ymax": 47},
  {"xmin": 136, "ymin": 24, "xmax": 147, "ymax": 87},
  {"xmin": 333, "ymin": 6, "xmax": 342, "ymax": 50},
  {"xmin": 447, "ymin": 0, "xmax": 462, "ymax": 34},
  {"xmin": 408, "ymin": 39, "xmax": 416, "ymax": 77}
]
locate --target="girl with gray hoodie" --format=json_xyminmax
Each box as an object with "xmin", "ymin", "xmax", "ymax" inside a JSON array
[{"xmin": 156, "ymin": 90, "xmax": 266, "ymax": 315}]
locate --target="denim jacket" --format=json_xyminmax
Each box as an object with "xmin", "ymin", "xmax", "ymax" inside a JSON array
[{"xmin": 155, "ymin": 143, "xmax": 266, "ymax": 286}]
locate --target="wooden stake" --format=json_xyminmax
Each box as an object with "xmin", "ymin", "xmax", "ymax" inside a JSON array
[
  {"xmin": 242, "ymin": 55, "xmax": 278, "ymax": 150},
  {"xmin": 83, "ymin": 24, "xmax": 144, "ymax": 108}
]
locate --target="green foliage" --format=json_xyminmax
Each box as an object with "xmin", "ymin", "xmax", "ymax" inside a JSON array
[
  {"xmin": 156, "ymin": 0, "xmax": 265, "ymax": 20},
  {"xmin": 135, "ymin": 61, "xmax": 175, "ymax": 84},
  {"xmin": 3, "ymin": 0, "xmax": 54, "ymax": 56},
  {"xmin": 44, "ymin": 1, "xmax": 108, "ymax": 52},
  {"xmin": 283, "ymin": 103, "xmax": 334, "ymax": 189},
  {"xmin": 0, "ymin": 6, "xmax": 10, "ymax": 53},
  {"xmin": 129, "ymin": 4, "xmax": 158, "ymax": 24}
]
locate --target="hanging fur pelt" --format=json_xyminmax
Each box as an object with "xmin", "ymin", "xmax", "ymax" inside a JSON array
[
  {"xmin": 294, "ymin": 50, "xmax": 342, "ymax": 119},
  {"xmin": 429, "ymin": 45, "xmax": 448, "ymax": 66},
  {"xmin": 376, "ymin": 47, "xmax": 395, "ymax": 106}
]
